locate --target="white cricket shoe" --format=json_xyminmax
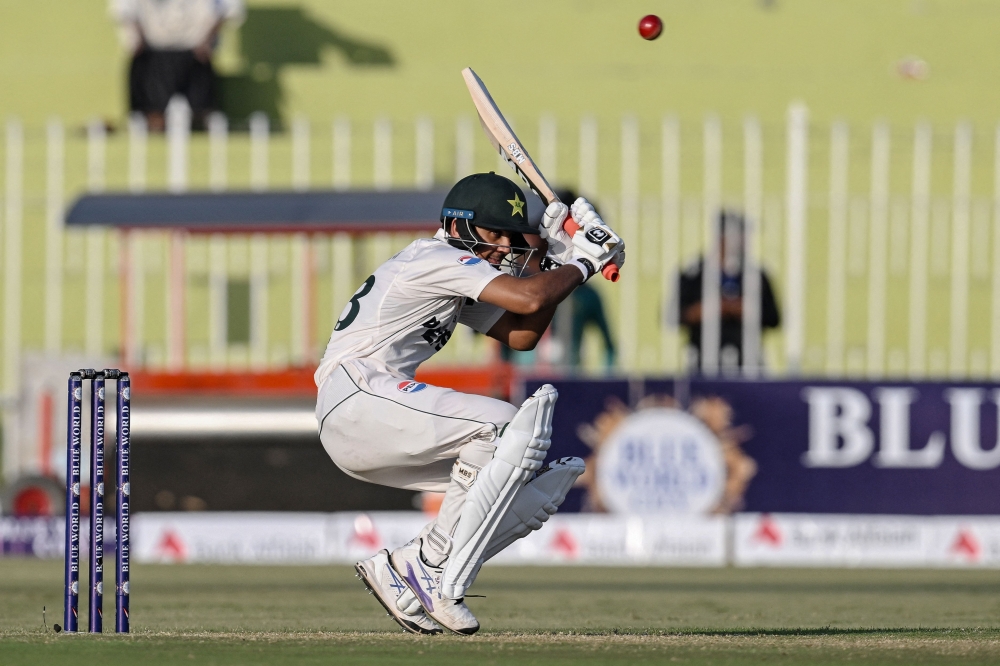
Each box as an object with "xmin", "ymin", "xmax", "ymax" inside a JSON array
[
  {"xmin": 390, "ymin": 538, "xmax": 480, "ymax": 635},
  {"xmin": 355, "ymin": 549, "xmax": 443, "ymax": 635}
]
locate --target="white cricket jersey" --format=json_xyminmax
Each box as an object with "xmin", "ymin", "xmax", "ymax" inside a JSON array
[{"xmin": 314, "ymin": 230, "xmax": 505, "ymax": 385}]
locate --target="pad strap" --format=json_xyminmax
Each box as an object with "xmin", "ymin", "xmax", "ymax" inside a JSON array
[{"xmin": 425, "ymin": 523, "xmax": 453, "ymax": 558}]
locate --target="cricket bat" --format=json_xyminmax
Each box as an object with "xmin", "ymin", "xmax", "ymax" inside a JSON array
[{"xmin": 461, "ymin": 67, "xmax": 620, "ymax": 282}]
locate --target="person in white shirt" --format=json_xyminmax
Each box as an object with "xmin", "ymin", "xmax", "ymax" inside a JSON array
[
  {"xmin": 315, "ymin": 172, "xmax": 625, "ymax": 635},
  {"xmin": 110, "ymin": 0, "xmax": 245, "ymax": 130}
]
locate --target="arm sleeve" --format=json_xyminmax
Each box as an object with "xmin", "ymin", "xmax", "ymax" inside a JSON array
[{"xmin": 458, "ymin": 299, "xmax": 505, "ymax": 334}]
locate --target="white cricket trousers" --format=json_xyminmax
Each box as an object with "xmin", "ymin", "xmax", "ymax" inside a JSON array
[{"xmin": 316, "ymin": 358, "xmax": 517, "ymax": 538}]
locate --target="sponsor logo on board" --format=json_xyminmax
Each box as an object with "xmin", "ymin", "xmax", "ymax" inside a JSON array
[
  {"xmin": 578, "ymin": 396, "xmax": 754, "ymax": 516},
  {"xmin": 596, "ymin": 408, "xmax": 726, "ymax": 514}
]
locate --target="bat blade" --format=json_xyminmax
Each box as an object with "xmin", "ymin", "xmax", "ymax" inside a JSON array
[
  {"xmin": 460, "ymin": 67, "xmax": 620, "ymax": 282},
  {"xmin": 461, "ymin": 68, "xmax": 558, "ymax": 205}
]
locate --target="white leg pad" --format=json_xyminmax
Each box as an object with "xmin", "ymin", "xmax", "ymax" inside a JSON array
[
  {"xmin": 439, "ymin": 384, "xmax": 557, "ymax": 599},
  {"xmin": 461, "ymin": 456, "xmax": 585, "ymax": 589},
  {"xmin": 483, "ymin": 456, "xmax": 585, "ymax": 562}
]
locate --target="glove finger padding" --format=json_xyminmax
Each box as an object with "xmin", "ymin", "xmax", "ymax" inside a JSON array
[
  {"xmin": 577, "ymin": 209, "xmax": 603, "ymax": 228},
  {"xmin": 540, "ymin": 202, "xmax": 574, "ymax": 264},
  {"xmin": 540, "ymin": 201, "xmax": 568, "ymax": 234},
  {"xmin": 570, "ymin": 197, "xmax": 596, "ymax": 222}
]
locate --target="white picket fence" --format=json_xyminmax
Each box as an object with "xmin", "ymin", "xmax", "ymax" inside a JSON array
[{"xmin": 3, "ymin": 102, "xmax": 1000, "ymax": 401}]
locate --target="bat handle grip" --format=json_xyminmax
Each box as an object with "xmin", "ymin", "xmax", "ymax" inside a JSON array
[{"xmin": 562, "ymin": 216, "xmax": 621, "ymax": 282}]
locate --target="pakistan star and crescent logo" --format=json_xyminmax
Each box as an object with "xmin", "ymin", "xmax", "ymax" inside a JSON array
[{"xmin": 508, "ymin": 192, "xmax": 525, "ymax": 217}]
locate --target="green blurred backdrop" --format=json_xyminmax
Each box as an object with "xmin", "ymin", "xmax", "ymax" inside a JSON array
[
  {"xmin": 3, "ymin": 0, "xmax": 1000, "ymax": 379},
  {"xmin": 2, "ymin": 0, "xmax": 1000, "ymax": 126}
]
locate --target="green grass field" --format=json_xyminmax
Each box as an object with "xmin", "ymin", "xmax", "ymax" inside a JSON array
[{"xmin": 2, "ymin": 560, "xmax": 1000, "ymax": 664}]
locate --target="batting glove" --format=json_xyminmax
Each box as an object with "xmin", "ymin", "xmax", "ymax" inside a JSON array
[
  {"xmin": 569, "ymin": 219, "xmax": 625, "ymax": 281},
  {"xmin": 572, "ymin": 199, "xmax": 625, "ymax": 263},
  {"xmin": 539, "ymin": 201, "xmax": 575, "ymax": 264}
]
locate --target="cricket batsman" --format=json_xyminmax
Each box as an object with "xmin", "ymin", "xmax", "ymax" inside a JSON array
[{"xmin": 314, "ymin": 172, "xmax": 625, "ymax": 635}]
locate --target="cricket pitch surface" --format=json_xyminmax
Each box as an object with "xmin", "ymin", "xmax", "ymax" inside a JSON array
[{"xmin": 2, "ymin": 560, "xmax": 999, "ymax": 664}]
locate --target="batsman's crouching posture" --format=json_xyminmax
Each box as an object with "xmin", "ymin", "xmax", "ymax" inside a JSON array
[{"xmin": 314, "ymin": 172, "xmax": 625, "ymax": 635}]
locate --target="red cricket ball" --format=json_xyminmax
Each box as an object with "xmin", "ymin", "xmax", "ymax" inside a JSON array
[{"xmin": 638, "ymin": 14, "xmax": 663, "ymax": 41}]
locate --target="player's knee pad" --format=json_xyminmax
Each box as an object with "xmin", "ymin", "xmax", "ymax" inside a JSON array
[
  {"xmin": 495, "ymin": 384, "xmax": 555, "ymax": 473},
  {"xmin": 440, "ymin": 384, "xmax": 558, "ymax": 599},
  {"xmin": 482, "ymin": 456, "xmax": 585, "ymax": 562}
]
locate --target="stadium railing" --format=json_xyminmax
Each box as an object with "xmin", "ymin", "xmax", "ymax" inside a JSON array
[{"xmin": 2, "ymin": 102, "xmax": 999, "ymax": 389}]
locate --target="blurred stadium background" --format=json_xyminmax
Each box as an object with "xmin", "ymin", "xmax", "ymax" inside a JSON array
[{"xmin": 3, "ymin": 1, "xmax": 1000, "ymax": 652}]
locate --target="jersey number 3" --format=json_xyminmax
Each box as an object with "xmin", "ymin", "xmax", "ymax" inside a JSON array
[{"xmin": 334, "ymin": 275, "xmax": 375, "ymax": 331}]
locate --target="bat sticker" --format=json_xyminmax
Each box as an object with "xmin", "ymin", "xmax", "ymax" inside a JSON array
[{"xmin": 506, "ymin": 142, "xmax": 526, "ymax": 164}]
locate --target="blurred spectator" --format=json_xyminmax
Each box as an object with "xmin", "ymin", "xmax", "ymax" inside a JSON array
[
  {"xmin": 567, "ymin": 282, "xmax": 615, "ymax": 368},
  {"xmin": 111, "ymin": 0, "xmax": 245, "ymax": 131},
  {"xmin": 674, "ymin": 210, "xmax": 780, "ymax": 371}
]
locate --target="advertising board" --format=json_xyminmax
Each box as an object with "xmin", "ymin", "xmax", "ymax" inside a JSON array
[
  {"xmin": 734, "ymin": 513, "xmax": 1000, "ymax": 567},
  {"xmin": 525, "ymin": 377, "xmax": 1000, "ymax": 515},
  {"xmin": 128, "ymin": 512, "xmax": 726, "ymax": 566}
]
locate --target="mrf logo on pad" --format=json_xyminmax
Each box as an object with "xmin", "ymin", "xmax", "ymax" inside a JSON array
[
  {"xmin": 457, "ymin": 255, "xmax": 483, "ymax": 266},
  {"xmin": 397, "ymin": 381, "xmax": 427, "ymax": 393}
]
